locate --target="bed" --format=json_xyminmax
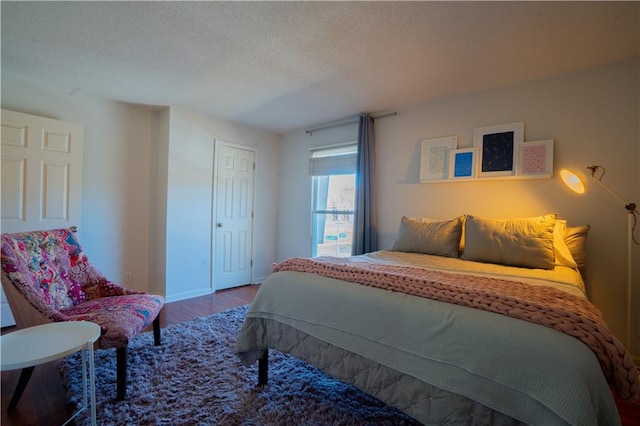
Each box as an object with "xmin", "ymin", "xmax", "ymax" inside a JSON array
[{"xmin": 235, "ymin": 214, "xmax": 639, "ymax": 425}]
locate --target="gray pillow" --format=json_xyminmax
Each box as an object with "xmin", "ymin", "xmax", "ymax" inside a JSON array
[
  {"xmin": 390, "ymin": 216, "xmax": 463, "ymax": 257},
  {"xmin": 564, "ymin": 224, "xmax": 590, "ymax": 277},
  {"xmin": 462, "ymin": 214, "xmax": 557, "ymax": 269}
]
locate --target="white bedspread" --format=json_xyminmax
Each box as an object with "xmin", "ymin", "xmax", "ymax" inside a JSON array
[
  {"xmin": 356, "ymin": 250, "xmax": 587, "ymax": 297},
  {"xmin": 237, "ymin": 252, "xmax": 619, "ymax": 425}
]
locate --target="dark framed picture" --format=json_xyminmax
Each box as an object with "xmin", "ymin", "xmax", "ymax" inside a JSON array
[{"xmin": 474, "ymin": 122, "xmax": 524, "ymax": 177}]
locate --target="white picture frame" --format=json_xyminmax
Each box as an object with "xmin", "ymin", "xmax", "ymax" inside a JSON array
[
  {"xmin": 448, "ymin": 147, "xmax": 478, "ymax": 179},
  {"xmin": 420, "ymin": 136, "xmax": 457, "ymax": 181},
  {"xmin": 474, "ymin": 121, "xmax": 524, "ymax": 177},
  {"xmin": 516, "ymin": 139, "xmax": 554, "ymax": 177}
]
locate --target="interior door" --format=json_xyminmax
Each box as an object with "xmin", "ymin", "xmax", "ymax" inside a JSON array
[
  {"xmin": 1, "ymin": 109, "xmax": 84, "ymax": 326},
  {"xmin": 213, "ymin": 140, "xmax": 255, "ymax": 291}
]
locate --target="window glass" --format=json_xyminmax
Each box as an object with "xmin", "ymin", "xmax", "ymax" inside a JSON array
[{"xmin": 310, "ymin": 145, "xmax": 357, "ymax": 257}]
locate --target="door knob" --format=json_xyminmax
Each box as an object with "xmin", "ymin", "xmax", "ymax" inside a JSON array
[{"xmin": 217, "ymin": 223, "xmax": 223, "ymax": 228}]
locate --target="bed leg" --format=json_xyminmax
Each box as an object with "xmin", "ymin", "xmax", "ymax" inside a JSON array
[{"xmin": 258, "ymin": 349, "xmax": 268, "ymax": 385}]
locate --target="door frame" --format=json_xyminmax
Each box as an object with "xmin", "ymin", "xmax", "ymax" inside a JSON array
[{"xmin": 211, "ymin": 139, "xmax": 257, "ymax": 291}]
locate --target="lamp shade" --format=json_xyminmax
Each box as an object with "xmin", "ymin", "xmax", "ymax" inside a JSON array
[{"xmin": 560, "ymin": 169, "xmax": 586, "ymax": 194}]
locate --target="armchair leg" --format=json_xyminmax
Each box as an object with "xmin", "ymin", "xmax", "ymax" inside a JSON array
[
  {"xmin": 153, "ymin": 316, "xmax": 161, "ymax": 346},
  {"xmin": 115, "ymin": 317, "xmax": 159, "ymax": 401},
  {"xmin": 116, "ymin": 346, "xmax": 128, "ymax": 401}
]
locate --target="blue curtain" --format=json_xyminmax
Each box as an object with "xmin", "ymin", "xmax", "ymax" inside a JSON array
[{"xmin": 353, "ymin": 114, "xmax": 378, "ymax": 255}]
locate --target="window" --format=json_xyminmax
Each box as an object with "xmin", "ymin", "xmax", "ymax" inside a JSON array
[{"xmin": 310, "ymin": 145, "xmax": 357, "ymax": 257}]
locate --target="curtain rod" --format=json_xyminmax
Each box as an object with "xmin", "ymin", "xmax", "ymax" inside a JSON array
[{"xmin": 305, "ymin": 112, "xmax": 397, "ymax": 136}]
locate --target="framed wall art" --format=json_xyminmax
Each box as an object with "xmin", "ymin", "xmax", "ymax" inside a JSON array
[
  {"xmin": 474, "ymin": 122, "xmax": 524, "ymax": 177},
  {"xmin": 449, "ymin": 147, "xmax": 477, "ymax": 179},
  {"xmin": 420, "ymin": 136, "xmax": 457, "ymax": 182},
  {"xmin": 516, "ymin": 139, "xmax": 554, "ymax": 177}
]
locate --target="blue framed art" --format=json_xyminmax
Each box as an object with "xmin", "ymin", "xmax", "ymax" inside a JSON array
[{"xmin": 449, "ymin": 148, "xmax": 477, "ymax": 179}]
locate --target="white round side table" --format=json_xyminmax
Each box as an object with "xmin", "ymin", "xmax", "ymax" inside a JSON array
[{"xmin": 1, "ymin": 321, "xmax": 101, "ymax": 426}]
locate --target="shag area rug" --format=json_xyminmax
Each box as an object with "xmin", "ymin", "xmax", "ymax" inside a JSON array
[{"xmin": 59, "ymin": 305, "xmax": 419, "ymax": 425}]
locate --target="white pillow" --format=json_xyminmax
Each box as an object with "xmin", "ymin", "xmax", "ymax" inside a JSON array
[{"xmin": 554, "ymin": 220, "xmax": 578, "ymax": 268}]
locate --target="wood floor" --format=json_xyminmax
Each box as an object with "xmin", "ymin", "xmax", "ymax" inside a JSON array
[{"xmin": 0, "ymin": 284, "xmax": 259, "ymax": 426}]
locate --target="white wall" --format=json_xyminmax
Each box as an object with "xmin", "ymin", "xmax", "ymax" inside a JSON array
[
  {"xmin": 164, "ymin": 107, "xmax": 281, "ymax": 302},
  {"xmin": 1, "ymin": 73, "xmax": 154, "ymax": 292},
  {"xmin": 278, "ymin": 59, "xmax": 640, "ymax": 356},
  {"xmin": 1, "ymin": 76, "xmax": 282, "ymax": 305},
  {"xmin": 149, "ymin": 107, "xmax": 170, "ymax": 296}
]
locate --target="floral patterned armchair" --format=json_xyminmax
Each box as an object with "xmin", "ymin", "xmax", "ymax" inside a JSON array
[{"xmin": 0, "ymin": 227, "xmax": 164, "ymax": 401}]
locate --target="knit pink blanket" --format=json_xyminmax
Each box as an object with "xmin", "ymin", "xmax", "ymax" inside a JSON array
[{"xmin": 274, "ymin": 256, "xmax": 640, "ymax": 402}]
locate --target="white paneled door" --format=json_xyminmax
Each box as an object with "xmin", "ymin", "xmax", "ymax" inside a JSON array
[
  {"xmin": 1, "ymin": 109, "xmax": 84, "ymax": 326},
  {"xmin": 213, "ymin": 141, "xmax": 255, "ymax": 291}
]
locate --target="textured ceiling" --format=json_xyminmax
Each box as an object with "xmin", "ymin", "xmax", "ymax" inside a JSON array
[{"xmin": 2, "ymin": 1, "xmax": 638, "ymax": 135}]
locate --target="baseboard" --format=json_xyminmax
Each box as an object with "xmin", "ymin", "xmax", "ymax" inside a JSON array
[
  {"xmin": 253, "ymin": 276, "xmax": 267, "ymax": 285},
  {"xmin": 164, "ymin": 288, "xmax": 213, "ymax": 303}
]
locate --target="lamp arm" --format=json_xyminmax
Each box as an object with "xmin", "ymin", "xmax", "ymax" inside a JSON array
[
  {"xmin": 592, "ymin": 177, "xmax": 640, "ymax": 245},
  {"xmin": 591, "ymin": 178, "xmax": 638, "ymax": 213}
]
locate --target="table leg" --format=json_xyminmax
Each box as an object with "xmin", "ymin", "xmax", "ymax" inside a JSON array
[
  {"xmin": 89, "ymin": 343, "xmax": 96, "ymax": 426},
  {"xmin": 62, "ymin": 343, "xmax": 97, "ymax": 426},
  {"xmin": 81, "ymin": 347, "xmax": 87, "ymax": 410},
  {"xmin": 8, "ymin": 366, "xmax": 35, "ymax": 409}
]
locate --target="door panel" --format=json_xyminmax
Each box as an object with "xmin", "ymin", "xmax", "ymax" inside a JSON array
[
  {"xmin": 213, "ymin": 141, "xmax": 254, "ymax": 291},
  {"xmin": 0, "ymin": 109, "xmax": 83, "ymax": 326},
  {"xmin": 42, "ymin": 161, "xmax": 70, "ymax": 220},
  {"xmin": 1, "ymin": 158, "xmax": 26, "ymax": 221}
]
